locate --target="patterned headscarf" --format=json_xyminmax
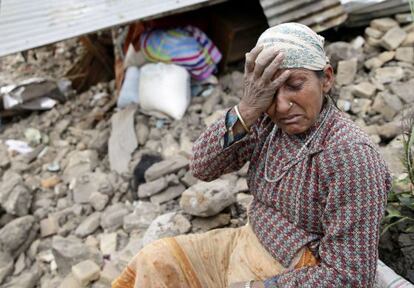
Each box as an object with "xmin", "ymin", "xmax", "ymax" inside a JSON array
[{"xmin": 257, "ymin": 23, "xmax": 329, "ymax": 71}]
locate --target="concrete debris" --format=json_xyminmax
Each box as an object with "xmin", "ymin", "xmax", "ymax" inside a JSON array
[
  {"xmin": 75, "ymin": 212, "xmax": 101, "ymax": 238},
  {"xmin": 71, "ymin": 260, "xmax": 100, "ymax": 286},
  {"xmin": 180, "ymin": 179, "xmax": 236, "ymax": 217},
  {"xmin": 144, "ymin": 156, "xmax": 189, "ymax": 182}
]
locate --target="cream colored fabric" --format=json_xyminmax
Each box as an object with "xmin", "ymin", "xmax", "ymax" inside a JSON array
[
  {"xmin": 112, "ymin": 225, "xmax": 311, "ymax": 288},
  {"xmin": 256, "ymin": 23, "xmax": 328, "ymax": 70}
]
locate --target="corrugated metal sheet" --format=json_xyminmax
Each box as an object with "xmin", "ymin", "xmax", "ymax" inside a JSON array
[
  {"xmin": 259, "ymin": 0, "xmax": 348, "ymax": 32},
  {"xmin": 342, "ymin": 0, "xmax": 411, "ymax": 26},
  {"xmin": 0, "ymin": 0, "xmax": 226, "ymax": 57}
]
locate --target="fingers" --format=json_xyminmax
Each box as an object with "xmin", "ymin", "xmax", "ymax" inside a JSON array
[
  {"xmin": 253, "ymin": 48, "xmax": 280, "ymax": 80},
  {"xmin": 261, "ymin": 52, "xmax": 284, "ymax": 83},
  {"xmin": 245, "ymin": 45, "xmax": 263, "ymax": 73},
  {"xmin": 272, "ymin": 70, "xmax": 291, "ymax": 88}
]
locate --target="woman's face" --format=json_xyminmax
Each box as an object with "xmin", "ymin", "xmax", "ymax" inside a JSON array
[{"xmin": 266, "ymin": 65, "xmax": 334, "ymax": 135}]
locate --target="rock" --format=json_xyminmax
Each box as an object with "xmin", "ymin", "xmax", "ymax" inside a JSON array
[
  {"xmin": 235, "ymin": 178, "xmax": 249, "ymax": 193},
  {"xmin": 0, "ymin": 215, "xmax": 36, "ymax": 255},
  {"xmin": 63, "ymin": 150, "xmax": 98, "ymax": 182},
  {"xmin": 365, "ymin": 27, "xmax": 384, "ymax": 39},
  {"xmin": 72, "ymin": 260, "xmax": 101, "ymax": 286},
  {"xmin": 13, "ymin": 253, "xmax": 25, "ymax": 276},
  {"xmin": 402, "ymin": 32, "xmax": 414, "ymax": 47},
  {"xmin": 202, "ymin": 87, "xmax": 222, "ymax": 115},
  {"xmin": 372, "ymin": 92, "xmax": 403, "ymax": 121},
  {"xmin": 58, "ymin": 273, "xmax": 82, "ymax": 288},
  {"xmin": 0, "ymin": 143, "xmax": 10, "ymax": 169},
  {"xmin": 71, "ymin": 171, "xmax": 113, "ymax": 204},
  {"xmin": 364, "ymin": 57, "xmax": 383, "ymax": 70},
  {"xmin": 396, "ymin": 47, "xmax": 414, "ymax": 63},
  {"xmin": 0, "ymin": 252, "xmax": 13, "ymax": 284},
  {"xmin": 142, "ymin": 212, "xmax": 191, "ymax": 246},
  {"xmin": 237, "ymin": 193, "xmax": 253, "ymax": 211},
  {"xmin": 89, "ymin": 192, "xmax": 109, "ymax": 211},
  {"xmin": 150, "ymin": 184, "xmax": 186, "ymax": 205},
  {"xmin": 123, "ymin": 201, "xmax": 160, "ymax": 232},
  {"xmin": 41, "ymin": 176, "xmax": 61, "ymax": 189},
  {"xmin": 377, "ymin": 121, "xmax": 402, "ymax": 139},
  {"xmin": 161, "ymin": 133, "xmax": 181, "ymax": 158},
  {"xmin": 378, "ymin": 51, "xmax": 396, "ymax": 63},
  {"xmin": 371, "ymin": 17, "xmax": 399, "ymax": 32},
  {"xmin": 2, "ymin": 268, "xmax": 40, "ymax": 288},
  {"xmin": 390, "ymin": 79, "xmax": 414, "ymax": 103},
  {"xmin": 352, "ymin": 82, "xmax": 376, "ymax": 98},
  {"xmin": 137, "ymin": 177, "xmax": 168, "ymax": 198},
  {"xmin": 336, "ymin": 59, "xmax": 357, "ymax": 86},
  {"xmin": 379, "ymin": 136, "xmax": 405, "ymax": 175},
  {"xmin": 325, "ymin": 42, "xmax": 364, "ymax": 70},
  {"xmin": 52, "ymin": 235, "xmax": 103, "ymax": 275},
  {"xmin": 0, "ymin": 171, "xmax": 32, "ymax": 216},
  {"xmin": 350, "ymin": 98, "xmax": 372, "ymax": 117},
  {"xmin": 40, "ymin": 216, "xmax": 59, "ymax": 237},
  {"xmin": 380, "ymin": 27, "xmax": 407, "ymax": 50},
  {"xmin": 181, "ymin": 171, "xmax": 198, "ymax": 187},
  {"xmin": 180, "ymin": 179, "xmax": 236, "ymax": 217},
  {"xmin": 374, "ymin": 67, "xmax": 404, "ymax": 84},
  {"xmin": 108, "ymin": 105, "xmax": 138, "ymax": 174},
  {"xmin": 99, "ymin": 233, "xmax": 117, "ymax": 256},
  {"xmin": 136, "ymin": 121, "xmax": 149, "ymax": 146},
  {"xmin": 88, "ymin": 129, "xmax": 110, "ymax": 154},
  {"xmin": 101, "ymin": 204, "xmax": 130, "ymax": 232},
  {"xmin": 204, "ymin": 109, "xmax": 226, "ymax": 127},
  {"xmin": 99, "ymin": 262, "xmax": 120, "ymax": 285},
  {"xmin": 144, "ymin": 156, "xmax": 189, "ymax": 182},
  {"xmin": 75, "ymin": 212, "xmax": 101, "ymax": 238},
  {"xmin": 192, "ymin": 213, "xmax": 231, "ymax": 232},
  {"xmin": 396, "ymin": 13, "xmax": 413, "ymax": 24}
]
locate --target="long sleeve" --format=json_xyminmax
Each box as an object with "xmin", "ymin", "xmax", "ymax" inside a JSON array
[
  {"xmin": 190, "ymin": 108, "xmax": 260, "ymax": 182},
  {"xmin": 265, "ymin": 143, "xmax": 391, "ymax": 287}
]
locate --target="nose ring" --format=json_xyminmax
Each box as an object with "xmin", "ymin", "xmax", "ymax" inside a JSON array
[{"xmin": 289, "ymin": 102, "xmax": 293, "ymax": 107}]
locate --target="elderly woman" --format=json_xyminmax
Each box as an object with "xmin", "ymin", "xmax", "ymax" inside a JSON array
[{"xmin": 113, "ymin": 23, "xmax": 391, "ymax": 288}]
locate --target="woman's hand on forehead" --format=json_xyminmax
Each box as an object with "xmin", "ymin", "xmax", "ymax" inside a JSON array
[{"xmin": 238, "ymin": 45, "xmax": 291, "ymax": 127}]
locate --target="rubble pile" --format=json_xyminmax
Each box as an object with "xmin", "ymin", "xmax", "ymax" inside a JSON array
[{"xmin": 0, "ymin": 16, "xmax": 413, "ymax": 287}]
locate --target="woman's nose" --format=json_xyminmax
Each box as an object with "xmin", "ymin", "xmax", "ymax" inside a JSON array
[{"xmin": 276, "ymin": 93, "xmax": 292, "ymax": 114}]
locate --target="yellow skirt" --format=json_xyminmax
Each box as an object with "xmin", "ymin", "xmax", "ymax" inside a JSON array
[{"xmin": 112, "ymin": 224, "xmax": 318, "ymax": 288}]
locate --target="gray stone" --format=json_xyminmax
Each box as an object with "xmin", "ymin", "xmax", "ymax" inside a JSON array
[
  {"xmin": 237, "ymin": 193, "xmax": 253, "ymax": 211},
  {"xmin": 192, "ymin": 213, "xmax": 231, "ymax": 232},
  {"xmin": 180, "ymin": 179, "xmax": 236, "ymax": 217},
  {"xmin": 379, "ymin": 136, "xmax": 405, "ymax": 175},
  {"xmin": 161, "ymin": 133, "xmax": 181, "ymax": 158},
  {"xmin": 0, "ymin": 215, "xmax": 36, "ymax": 255},
  {"xmin": 402, "ymin": 32, "xmax": 414, "ymax": 47},
  {"xmin": 99, "ymin": 232, "xmax": 117, "ymax": 256},
  {"xmin": 378, "ymin": 51, "xmax": 396, "ymax": 63},
  {"xmin": 181, "ymin": 171, "xmax": 198, "ymax": 187},
  {"xmin": 0, "ymin": 171, "xmax": 32, "ymax": 216},
  {"xmin": 0, "ymin": 144, "xmax": 10, "ymax": 169},
  {"xmin": 350, "ymin": 98, "xmax": 372, "ymax": 117},
  {"xmin": 390, "ymin": 79, "xmax": 414, "ymax": 103},
  {"xmin": 352, "ymin": 82, "xmax": 376, "ymax": 99},
  {"xmin": 136, "ymin": 121, "xmax": 149, "ymax": 146},
  {"xmin": 63, "ymin": 150, "xmax": 98, "ymax": 182},
  {"xmin": 88, "ymin": 129, "xmax": 110, "ymax": 154},
  {"xmin": 0, "ymin": 252, "xmax": 13, "ymax": 284},
  {"xmin": 235, "ymin": 178, "xmax": 249, "ymax": 193},
  {"xmin": 75, "ymin": 212, "xmax": 101, "ymax": 238},
  {"xmin": 365, "ymin": 27, "xmax": 384, "ymax": 39},
  {"xmin": 336, "ymin": 59, "xmax": 358, "ymax": 86},
  {"xmin": 72, "ymin": 260, "xmax": 101, "ymax": 286},
  {"xmin": 145, "ymin": 156, "xmax": 189, "ymax": 181},
  {"xmin": 40, "ymin": 216, "xmax": 59, "ymax": 237},
  {"xmin": 101, "ymin": 204, "xmax": 130, "ymax": 231},
  {"xmin": 377, "ymin": 122, "xmax": 402, "ymax": 139},
  {"xmin": 380, "ymin": 27, "xmax": 407, "ymax": 50},
  {"xmin": 396, "ymin": 13, "xmax": 413, "ymax": 24},
  {"xmin": 364, "ymin": 57, "xmax": 383, "ymax": 70},
  {"xmin": 58, "ymin": 273, "xmax": 82, "ymax": 288},
  {"xmin": 89, "ymin": 192, "xmax": 109, "ymax": 211},
  {"xmin": 150, "ymin": 184, "xmax": 186, "ymax": 204},
  {"xmin": 52, "ymin": 235, "xmax": 103, "ymax": 275},
  {"xmin": 372, "ymin": 92, "xmax": 403, "ymax": 121},
  {"xmin": 2, "ymin": 269, "xmax": 40, "ymax": 288},
  {"xmin": 325, "ymin": 42, "xmax": 364, "ymax": 70},
  {"xmin": 142, "ymin": 212, "xmax": 191, "ymax": 246},
  {"xmin": 71, "ymin": 171, "xmax": 113, "ymax": 204},
  {"xmin": 374, "ymin": 67, "xmax": 404, "ymax": 84},
  {"xmin": 13, "ymin": 253, "xmax": 25, "ymax": 276},
  {"xmin": 123, "ymin": 201, "xmax": 160, "ymax": 232},
  {"xmin": 371, "ymin": 17, "xmax": 399, "ymax": 32},
  {"xmin": 137, "ymin": 177, "xmax": 168, "ymax": 198},
  {"xmin": 396, "ymin": 47, "xmax": 414, "ymax": 63},
  {"xmin": 202, "ymin": 87, "xmax": 222, "ymax": 115}
]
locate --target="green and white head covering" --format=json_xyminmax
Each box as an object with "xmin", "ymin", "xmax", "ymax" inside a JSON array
[{"xmin": 257, "ymin": 22, "xmax": 329, "ymax": 71}]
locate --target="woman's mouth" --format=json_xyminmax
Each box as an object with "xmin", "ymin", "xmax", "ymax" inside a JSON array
[{"xmin": 280, "ymin": 114, "xmax": 303, "ymax": 124}]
